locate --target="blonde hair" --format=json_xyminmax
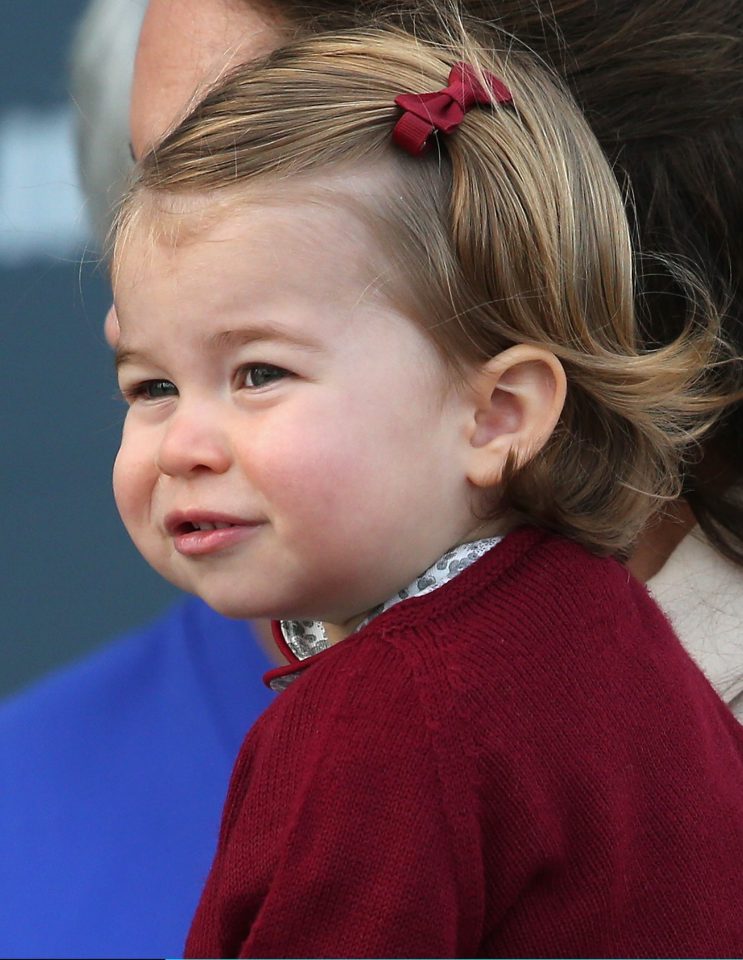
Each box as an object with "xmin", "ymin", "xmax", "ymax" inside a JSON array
[{"xmin": 115, "ymin": 18, "xmax": 733, "ymax": 555}]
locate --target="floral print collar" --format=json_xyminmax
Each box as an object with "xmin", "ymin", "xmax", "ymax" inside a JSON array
[{"xmin": 279, "ymin": 537, "xmax": 503, "ymax": 663}]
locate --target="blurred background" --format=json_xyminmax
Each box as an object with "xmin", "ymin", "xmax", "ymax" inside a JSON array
[{"xmin": 1, "ymin": 0, "xmax": 178, "ymax": 698}]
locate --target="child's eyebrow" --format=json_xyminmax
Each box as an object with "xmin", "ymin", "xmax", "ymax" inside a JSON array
[
  {"xmin": 114, "ymin": 324, "xmax": 324, "ymax": 370},
  {"xmin": 206, "ymin": 325, "xmax": 325, "ymax": 353},
  {"xmin": 115, "ymin": 345, "xmax": 147, "ymax": 370}
]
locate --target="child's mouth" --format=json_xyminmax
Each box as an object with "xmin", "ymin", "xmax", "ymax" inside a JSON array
[
  {"xmin": 165, "ymin": 512, "xmax": 263, "ymax": 557},
  {"xmin": 177, "ymin": 520, "xmax": 236, "ymax": 534}
]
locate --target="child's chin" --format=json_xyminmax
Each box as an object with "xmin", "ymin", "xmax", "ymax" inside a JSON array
[
  {"xmin": 199, "ymin": 596, "xmax": 256, "ymax": 620},
  {"xmin": 154, "ymin": 566, "xmax": 265, "ymax": 620},
  {"xmin": 195, "ymin": 590, "xmax": 275, "ymax": 623}
]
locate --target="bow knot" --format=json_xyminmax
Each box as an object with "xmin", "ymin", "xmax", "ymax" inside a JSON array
[{"xmin": 393, "ymin": 62, "xmax": 512, "ymax": 156}]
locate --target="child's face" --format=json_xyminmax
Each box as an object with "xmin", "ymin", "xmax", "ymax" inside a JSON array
[{"xmin": 113, "ymin": 199, "xmax": 481, "ymax": 629}]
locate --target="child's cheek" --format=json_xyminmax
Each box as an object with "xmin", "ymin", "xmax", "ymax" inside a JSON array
[
  {"xmin": 112, "ymin": 431, "xmax": 154, "ymax": 540},
  {"xmin": 247, "ymin": 412, "xmax": 375, "ymax": 520}
]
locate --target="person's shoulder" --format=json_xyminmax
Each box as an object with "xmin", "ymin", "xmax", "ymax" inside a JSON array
[
  {"xmin": 0, "ymin": 597, "xmax": 276, "ymax": 959},
  {"xmin": 256, "ymin": 527, "xmax": 660, "ymax": 758},
  {"xmin": 341, "ymin": 527, "xmax": 680, "ymax": 727},
  {"xmin": 359, "ymin": 526, "xmax": 639, "ymax": 657},
  {"xmin": 465, "ymin": 525, "xmax": 653, "ymax": 639},
  {"xmin": 0, "ymin": 595, "xmax": 272, "ymax": 751},
  {"xmin": 272, "ymin": 528, "xmax": 633, "ymax": 702}
]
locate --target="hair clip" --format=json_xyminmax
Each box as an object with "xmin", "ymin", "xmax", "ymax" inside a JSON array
[{"xmin": 393, "ymin": 61, "xmax": 512, "ymax": 156}]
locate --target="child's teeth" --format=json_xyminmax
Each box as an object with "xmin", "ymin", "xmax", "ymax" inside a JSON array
[{"xmin": 195, "ymin": 522, "xmax": 231, "ymax": 531}]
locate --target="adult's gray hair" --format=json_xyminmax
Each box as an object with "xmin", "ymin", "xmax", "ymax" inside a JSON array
[{"xmin": 70, "ymin": 0, "xmax": 146, "ymax": 247}]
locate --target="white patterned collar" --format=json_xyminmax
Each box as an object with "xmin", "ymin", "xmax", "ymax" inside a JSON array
[{"xmin": 279, "ymin": 537, "xmax": 502, "ymax": 663}]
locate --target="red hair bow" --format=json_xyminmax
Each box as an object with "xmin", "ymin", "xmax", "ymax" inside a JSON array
[{"xmin": 393, "ymin": 61, "xmax": 512, "ymax": 156}]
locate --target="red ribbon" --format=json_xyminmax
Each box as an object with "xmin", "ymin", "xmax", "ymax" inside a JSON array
[{"xmin": 393, "ymin": 61, "xmax": 512, "ymax": 156}]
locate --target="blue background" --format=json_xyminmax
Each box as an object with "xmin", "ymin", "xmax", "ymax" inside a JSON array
[{"xmin": 1, "ymin": 0, "xmax": 178, "ymax": 697}]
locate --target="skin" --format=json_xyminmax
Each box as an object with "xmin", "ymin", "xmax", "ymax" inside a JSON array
[
  {"xmin": 127, "ymin": 0, "xmax": 693, "ymax": 591},
  {"xmin": 130, "ymin": 0, "xmax": 283, "ymax": 160},
  {"xmin": 112, "ymin": 196, "xmax": 564, "ymax": 641},
  {"xmin": 106, "ymin": 0, "xmax": 284, "ymax": 388}
]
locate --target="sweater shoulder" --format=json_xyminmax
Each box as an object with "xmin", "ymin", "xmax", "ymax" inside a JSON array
[
  {"xmin": 252, "ymin": 527, "xmax": 715, "ymax": 777},
  {"xmin": 265, "ymin": 528, "xmax": 672, "ymax": 725},
  {"xmin": 352, "ymin": 528, "xmax": 663, "ymax": 684},
  {"xmin": 337, "ymin": 528, "xmax": 729, "ymax": 761}
]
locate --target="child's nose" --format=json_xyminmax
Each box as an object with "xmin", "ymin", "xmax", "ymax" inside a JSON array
[{"xmin": 156, "ymin": 402, "xmax": 231, "ymax": 477}]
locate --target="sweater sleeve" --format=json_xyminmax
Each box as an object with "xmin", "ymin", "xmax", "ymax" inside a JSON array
[{"xmin": 186, "ymin": 637, "xmax": 484, "ymax": 959}]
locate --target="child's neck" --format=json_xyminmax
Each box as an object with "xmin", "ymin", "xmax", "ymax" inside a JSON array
[
  {"xmin": 321, "ymin": 617, "xmax": 364, "ymax": 647},
  {"xmin": 317, "ymin": 524, "xmax": 511, "ymax": 647}
]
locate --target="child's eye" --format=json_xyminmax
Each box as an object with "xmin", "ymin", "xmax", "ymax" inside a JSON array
[
  {"xmin": 121, "ymin": 379, "xmax": 178, "ymax": 403},
  {"xmin": 239, "ymin": 364, "xmax": 290, "ymax": 389}
]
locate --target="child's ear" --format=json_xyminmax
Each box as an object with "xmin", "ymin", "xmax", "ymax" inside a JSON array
[{"xmin": 465, "ymin": 344, "xmax": 566, "ymax": 488}]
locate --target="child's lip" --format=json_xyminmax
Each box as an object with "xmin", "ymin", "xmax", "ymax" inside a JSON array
[
  {"xmin": 170, "ymin": 523, "xmax": 263, "ymax": 558},
  {"xmin": 164, "ymin": 510, "xmax": 262, "ymax": 537}
]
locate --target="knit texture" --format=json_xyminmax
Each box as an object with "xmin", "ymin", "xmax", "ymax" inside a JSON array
[{"xmin": 186, "ymin": 527, "xmax": 743, "ymax": 958}]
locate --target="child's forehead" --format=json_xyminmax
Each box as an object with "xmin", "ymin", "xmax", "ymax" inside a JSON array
[
  {"xmin": 115, "ymin": 168, "xmax": 396, "ymax": 279},
  {"xmin": 111, "ymin": 182, "xmax": 407, "ymax": 332}
]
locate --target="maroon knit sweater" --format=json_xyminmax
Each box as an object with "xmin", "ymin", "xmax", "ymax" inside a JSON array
[{"xmin": 186, "ymin": 527, "xmax": 743, "ymax": 958}]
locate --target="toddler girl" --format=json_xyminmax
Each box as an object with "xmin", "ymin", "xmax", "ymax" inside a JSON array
[{"xmin": 111, "ymin": 19, "xmax": 743, "ymax": 958}]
